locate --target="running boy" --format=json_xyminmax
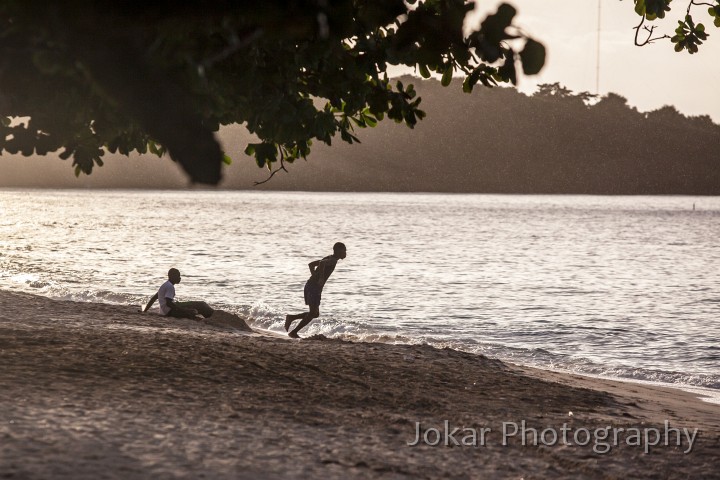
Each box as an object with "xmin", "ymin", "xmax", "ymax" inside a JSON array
[{"xmin": 285, "ymin": 242, "xmax": 346, "ymax": 338}]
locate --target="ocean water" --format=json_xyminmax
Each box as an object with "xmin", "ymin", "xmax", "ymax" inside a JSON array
[{"xmin": 1, "ymin": 189, "xmax": 719, "ymax": 398}]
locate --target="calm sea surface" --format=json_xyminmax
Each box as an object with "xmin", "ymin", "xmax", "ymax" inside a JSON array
[{"xmin": 1, "ymin": 190, "xmax": 718, "ymax": 396}]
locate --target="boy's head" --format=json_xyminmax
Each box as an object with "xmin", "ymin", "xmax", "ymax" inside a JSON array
[
  {"xmin": 333, "ymin": 242, "xmax": 347, "ymax": 259},
  {"xmin": 168, "ymin": 268, "xmax": 181, "ymax": 284}
]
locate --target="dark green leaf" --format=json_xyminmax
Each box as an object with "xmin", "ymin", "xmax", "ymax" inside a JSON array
[
  {"xmin": 462, "ymin": 76, "xmax": 474, "ymax": 93},
  {"xmin": 520, "ymin": 39, "xmax": 546, "ymax": 75},
  {"xmin": 441, "ymin": 65, "xmax": 453, "ymax": 86},
  {"xmin": 364, "ymin": 115, "xmax": 378, "ymax": 127}
]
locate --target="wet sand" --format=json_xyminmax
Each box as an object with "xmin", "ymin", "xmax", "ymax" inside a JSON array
[{"xmin": 0, "ymin": 290, "xmax": 718, "ymax": 479}]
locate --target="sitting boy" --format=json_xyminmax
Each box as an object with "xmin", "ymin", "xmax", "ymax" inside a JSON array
[{"xmin": 143, "ymin": 268, "xmax": 214, "ymax": 319}]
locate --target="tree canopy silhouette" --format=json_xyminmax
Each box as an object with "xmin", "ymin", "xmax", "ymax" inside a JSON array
[{"xmin": 0, "ymin": 1, "xmax": 716, "ymax": 184}]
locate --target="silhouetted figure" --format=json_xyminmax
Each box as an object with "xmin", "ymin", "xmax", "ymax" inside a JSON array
[
  {"xmin": 285, "ymin": 242, "xmax": 347, "ymax": 338},
  {"xmin": 144, "ymin": 268, "xmax": 214, "ymax": 319}
]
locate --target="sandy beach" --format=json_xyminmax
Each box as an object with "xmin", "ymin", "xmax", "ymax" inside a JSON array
[{"xmin": 0, "ymin": 290, "xmax": 718, "ymax": 479}]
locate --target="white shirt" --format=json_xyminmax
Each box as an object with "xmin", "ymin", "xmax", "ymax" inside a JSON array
[{"xmin": 157, "ymin": 280, "xmax": 176, "ymax": 315}]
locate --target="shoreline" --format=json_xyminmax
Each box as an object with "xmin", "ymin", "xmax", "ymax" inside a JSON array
[
  {"xmin": 1, "ymin": 290, "xmax": 718, "ymax": 478},
  {"xmin": 8, "ymin": 287, "xmax": 719, "ymax": 405},
  {"xmin": 3, "ymin": 186, "xmax": 720, "ymax": 197},
  {"xmin": 523, "ymin": 366, "xmax": 720, "ymax": 406},
  {"xmin": 4, "ymin": 283, "xmax": 718, "ymax": 402}
]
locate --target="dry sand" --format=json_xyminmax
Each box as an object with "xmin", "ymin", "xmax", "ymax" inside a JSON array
[{"xmin": 0, "ymin": 290, "xmax": 718, "ymax": 479}]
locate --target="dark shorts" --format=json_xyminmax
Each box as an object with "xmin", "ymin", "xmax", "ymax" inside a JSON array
[{"xmin": 304, "ymin": 280, "xmax": 322, "ymax": 307}]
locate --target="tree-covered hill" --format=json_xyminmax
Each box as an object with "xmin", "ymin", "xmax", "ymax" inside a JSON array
[{"xmin": 239, "ymin": 76, "xmax": 720, "ymax": 194}]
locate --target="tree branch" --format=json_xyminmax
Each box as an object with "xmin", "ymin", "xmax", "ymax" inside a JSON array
[
  {"xmin": 688, "ymin": 1, "xmax": 716, "ymax": 15},
  {"xmin": 253, "ymin": 151, "xmax": 289, "ymax": 186},
  {"xmin": 633, "ymin": 15, "xmax": 671, "ymax": 46}
]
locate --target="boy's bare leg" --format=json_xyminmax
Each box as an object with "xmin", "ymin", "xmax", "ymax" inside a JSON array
[
  {"xmin": 289, "ymin": 305, "xmax": 319, "ymax": 338},
  {"xmin": 285, "ymin": 313, "xmax": 305, "ymax": 331},
  {"xmin": 176, "ymin": 301, "xmax": 214, "ymax": 318}
]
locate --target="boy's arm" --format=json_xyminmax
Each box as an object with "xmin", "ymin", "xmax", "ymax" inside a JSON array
[
  {"xmin": 143, "ymin": 293, "xmax": 158, "ymax": 312},
  {"xmin": 308, "ymin": 260, "xmax": 320, "ymax": 274},
  {"xmin": 314, "ymin": 260, "xmax": 327, "ymax": 286}
]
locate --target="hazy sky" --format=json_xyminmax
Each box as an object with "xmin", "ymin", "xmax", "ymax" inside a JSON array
[{"xmin": 461, "ymin": 0, "xmax": 720, "ymax": 121}]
